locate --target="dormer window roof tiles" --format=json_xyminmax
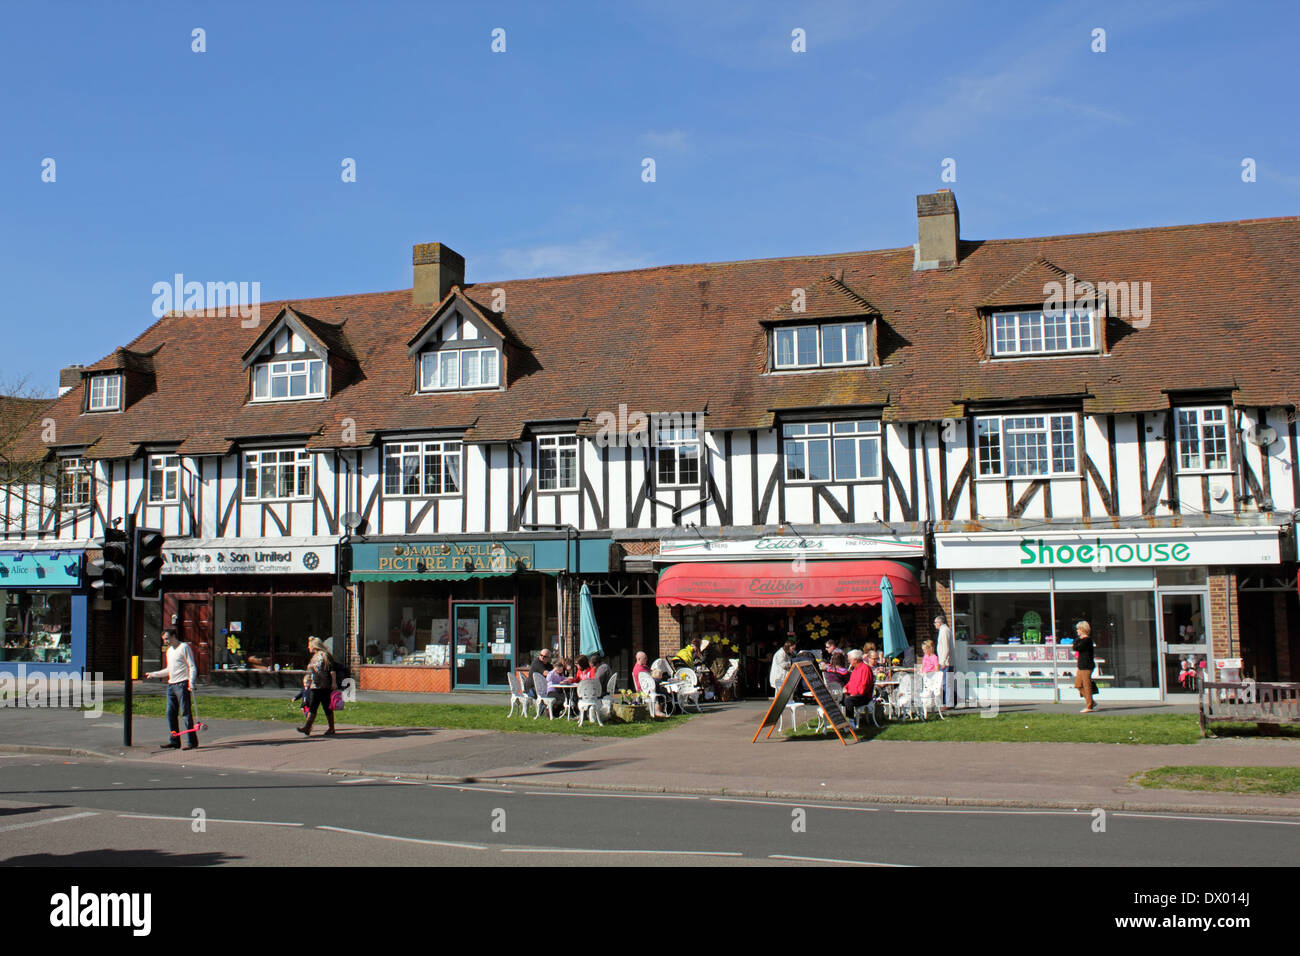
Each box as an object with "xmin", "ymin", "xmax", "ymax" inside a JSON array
[{"xmin": 25, "ymin": 213, "xmax": 1300, "ymax": 460}]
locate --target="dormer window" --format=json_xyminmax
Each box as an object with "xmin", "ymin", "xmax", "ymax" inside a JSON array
[
  {"xmin": 419, "ymin": 347, "xmax": 500, "ymax": 391},
  {"xmin": 773, "ymin": 322, "xmax": 867, "ymax": 370},
  {"xmin": 990, "ymin": 308, "xmax": 1096, "ymax": 357},
  {"xmin": 87, "ymin": 375, "xmax": 122, "ymax": 411},
  {"xmin": 252, "ymin": 358, "xmax": 325, "ymax": 401}
]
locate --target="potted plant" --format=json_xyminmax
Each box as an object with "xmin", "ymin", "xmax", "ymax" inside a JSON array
[{"xmin": 610, "ymin": 689, "xmax": 650, "ymax": 723}]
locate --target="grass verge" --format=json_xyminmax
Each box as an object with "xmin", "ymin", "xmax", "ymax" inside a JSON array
[
  {"xmin": 1133, "ymin": 766, "xmax": 1300, "ymax": 795},
  {"xmin": 99, "ymin": 697, "xmax": 689, "ymax": 738}
]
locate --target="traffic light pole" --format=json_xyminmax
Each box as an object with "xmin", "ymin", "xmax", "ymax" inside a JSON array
[{"xmin": 122, "ymin": 515, "xmax": 135, "ymax": 747}]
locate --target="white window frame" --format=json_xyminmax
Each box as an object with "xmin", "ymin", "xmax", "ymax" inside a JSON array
[
  {"xmin": 87, "ymin": 375, "xmax": 122, "ymax": 412},
  {"xmin": 537, "ymin": 435, "xmax": 578, "ymax": 492},
  {"xmin": 382, "ymin": 441, "xmax": 462, "ymax": 497},
  {"xmin": 655, "ymin": 427, "xmax": 701, "ymax": 488},
  {"xmin": 243, "ymin": 449, "xmax": 313, "ymax": 501},
  {"xmin": 783, "ymin": 423, "xmax": 832, "ymax": 483},
  {"xmin": 773, "ymin": 323, "xmax": 868, "ymax": 371},
  {"xmin": 1175, "ymin": 406, "xmax": 1231, "ymax": 474},
  {"xmin": 148, "ymin": 455, "xmax": 180, "ymax": 503},
  {"xmin": 419, "ymin": 348, "xmax": 500, "ymax": 392},
  {"xmin": 989, "ymin": 309, "xmax": 1097, "ymax": 358},
  {"xmin": 831, "ymin": 420, "xmax": 882, "ymax": 481},
  {"xmin": 59, "ymin": 457, "xmax": 92, "ymax": 508},
  {"xmin": 251, "ymin": 358, "xmax": 325, "ymax": 402},
  {"xmin": 975, "ymin": 414, "xmax": 1079, "ymax": 478}
]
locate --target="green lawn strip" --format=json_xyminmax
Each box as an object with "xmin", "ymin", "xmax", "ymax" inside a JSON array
[
  {"xmin": 1202, "ymin": 722, "xmax": 1300, "ymax": 740},
  {"xmin": 99, "ymin": 697, "xmax": 687, "ymax": 738},
  {"xmin": 1132, "ymin": 766, "xmax": 1300, "ymax": 795},
  {"xmin": 784, "ymin": 712, "xmax": 1203, "ymax": 744}
]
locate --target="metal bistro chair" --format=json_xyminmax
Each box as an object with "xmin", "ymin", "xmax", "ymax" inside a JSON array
[
  {"xmin": 674, "ymin": 667, "xmax": 704, "ymax": 713},
  {"xmin": 921, "ymin": 670, "xmax": 947, "ymax": 720},
  {"xmin": 575, "ymin": 678, "xmax": 605, "ymax": 728},
  {"xmin": 637, "ymin": 671, "xmax": 671, "ymax": 718},
  {"xmin": 532, "ymin": 672, "xmax": 558, "ymax": 720},
  {"xmin": 507, "ymin": 670, "xmax": 531, "ymax": 718},
  {"xmin": 600, "ymin": 671, "xmax": 619, "ymax": 721}
]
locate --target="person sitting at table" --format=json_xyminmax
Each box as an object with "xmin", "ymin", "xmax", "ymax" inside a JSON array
[
  {"xmin": 590, "ymin": 653, "xmax": 611, "ymax": 688},
  {"xmin": 546, "ymin": 657, "xmax": 576, "ymax": 711},
  {"xmin": 527, "ymin": 647, "xmax": 553, "ymax": 698},
  {"xmin": 824, "ymin": 651, "xmax": 850, "ymax": 694},
  {"xmin": 574, "ymin": 654, "xmax": 596, "ymax": 680},
  {"xmin": 823, "ymin": 638, "xmax": 839, "ymax": 663},
  {"xmin": 648, "ymin": 661, "xmax": 675, "ymax": 717},
  {"xmin": 632, "ymin": 651, "xmax": 652, "ymax": 689},
  {"xmin": 841, "ymin": 649, "xmax": 875, "ymax": 719}
]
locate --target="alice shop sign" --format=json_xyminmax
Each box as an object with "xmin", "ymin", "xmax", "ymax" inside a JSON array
[{"xmin": 935, "ymin": 528, "xmax": 1281, "ymax": 570}]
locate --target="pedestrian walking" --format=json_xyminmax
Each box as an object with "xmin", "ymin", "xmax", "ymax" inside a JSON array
[
  {"xmin": 1073, "ymin": 621, "xmax": 1097, "ymax": 713},
  {"xmin": 935, "ymin": 612, "xmax": 956, "ymax": 708},
  {"xmin": 144, "ymin": 627, "xmax": 200, "ymax": 749},
  {"xmin": 297, "ymin": 636, "xmax": 337, "ymax": 736}
]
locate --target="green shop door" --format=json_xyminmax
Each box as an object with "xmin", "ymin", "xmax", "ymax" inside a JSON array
[{"xmin": 452, "ymin": 602, "xmax": 514, "ymax": 690}]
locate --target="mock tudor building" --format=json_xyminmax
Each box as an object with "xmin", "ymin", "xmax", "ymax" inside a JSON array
[{"xmin": 2, "ymin": 191, "xmax": 1297, "ymax": 700}]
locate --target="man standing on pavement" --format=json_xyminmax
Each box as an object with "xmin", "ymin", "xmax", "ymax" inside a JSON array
[
  {"xmin": 144, "ymin": 627, "xmax": 199, "ymax": 749},
  {"xmin": 935, "ymin": 613, "xmax": 955, "ymax": 708}
]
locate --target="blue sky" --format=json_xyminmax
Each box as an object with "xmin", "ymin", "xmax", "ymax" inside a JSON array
[{"xmin": 2, "ymin": 0, "xmax": 1297, "ymax": 393}]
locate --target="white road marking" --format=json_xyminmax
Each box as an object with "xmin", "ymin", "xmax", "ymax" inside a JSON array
[
  {"xmin": 337, "ymin": 778, "xmax": 376, "ymax": 784},
  {"xmin": 428, "ymin": 784, "xmax": 513, "ymax": 794},
  {"xmin": 118, "ymin": 814, "xmax": 303, "ymax": 827},
  {"xmin": 522, "ymin": 791, "xmax": 699, "ymax": 800},
  {"xmin": 711, "ymin": 798, "xmax": 880, "ymax": 812},
  {"xmin": 892, "ymin": 809, "xmax": 1082, "ymax": 816},
  {"xmin": 500, "ymin": 847, "xmax": 742, "ymax": 857},
  {"xmin": 316, "ymin": 825, "xmax": 486, "ymax": 850},
  {"xmin": 0, "ymin": 811, "xmax": 98, "ymax": 833},
  {"xmin": 1114, "ymin": 812, "xmax": 1300, "ymax": 826},
  {"xmin": 770, "ymin": 854, "xmax": 910, "ymax": 867}
]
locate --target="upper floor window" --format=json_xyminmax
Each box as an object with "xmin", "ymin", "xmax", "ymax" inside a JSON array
[
  {"xmin": 656, "ymin": 427, "xmax": 701, "ymax": 487},
  {"xmin": 59, "ymin": 457, "xmax": 91, "ymax": 507},
  {"xmin": 420, "ymin": 348, "xmax": 500, "ymax": 391},
  {"xmin": 148, "ymin": 455, "xmax": 180, "ymax": 503},
  {"xmin": 87, "ymin": 375, "xmax": 122, "ymax": 411},
  {"xmin": 784, "ymin": 420, "xmax": 881, "ymax": 483},
  {"xmin": 383, "ymin": 441, "xmax": 462, "ymax": 497},
  {"xmin": 773, "ymin": 323, "xmax": 867, "ymax": 370},
  {"xmin": 252, "ymin": 359, "xmax": 324, "ymax": 402},
  {"xmin": 537, "ymin": 435, "xmax": 578, "ymax": 492},
  {"xmin": 990, "ymin": 309, "xmax": 1095, "ymax": 357},
  {"xmin": 243, "ymin": 449, "xmax": 312, "ymax": 501},
  {"xmin": 976, "ymin": 414, "xmax": 1078, "ymax": 478},
  {"xmin": 1175, "ymin": 406, "xmax": 1230, "ymax": 473}
]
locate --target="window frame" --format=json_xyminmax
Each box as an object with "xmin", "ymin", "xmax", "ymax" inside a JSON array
[
  {"xmin": 772, "ymin": 322, "xmax": 869, "ymax": 371},
  {"xmin": 382, "ymin": 440, "xmax": 463, "ymax": 498},
  {"xmin": 147, "ymin": 454, "xmax": 181, "ymax": 504},
  {"xmin": 536, "ymin": 434, "xmax": 579, "ymax": 493},
  {"xmin": 974, "ymin": 413, "xmax": 1080, "ymax": 479},
  {"xmin": 59, "ymin": 457, "xmax": 92, "ymax": 508},
  {"xmin": 655, "ymin": 427, "xmax": 702, "ymax": 488},
  {"xmin": 419, "ymin": 347, "xmax": 501, "ymax": 392},
  {"xmin": 1174, "ymin": 406, "xmax": 1232, "ymax": 475},
  {"xmin": 242, "ymin": 448, "xmax": 314, "ymax": 501},
  {"xmin": 87, "ymin": 375, "xmax": 122, "ymax": 412},
  {"xmin": 250, "ymin": 357, "xmax": 326, "ymax": 403},
  {"xmin": 988, "ymin": 308, "xmax": 1098, "ymax": 358},
  {"xmin": 783, "ymin": 420, "xmax": 882, "ymax": 484}
]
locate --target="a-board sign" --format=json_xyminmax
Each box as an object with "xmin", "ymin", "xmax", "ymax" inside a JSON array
[{"xmin": 752, "ymin": 658, "xmax": 857, "ymax": 746}]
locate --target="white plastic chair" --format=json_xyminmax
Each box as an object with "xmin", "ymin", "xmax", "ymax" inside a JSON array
[
  {"xmin": 637, "ymin": 671, "xmax": 670, "ymax": 717},
  {"xmin": 674, "ymin": 668, "xmax": 704, "ymax": 713},
  {"xmin": 891, "ymin": 673, "xmax": 919, "ymax": 720},
  {"xmin": 921, "ymin": 670, "xmax": 946, "ymax": 720},
  {"xmin": 716, "ymin": 658, "xmax": 740, "ymax": 699},
  {"xmin": 575, "ymin": 678, "xmax": 604, "ymax": 727},
  {"xmin": 532, "ymin": 672, "xmax": 557, "ymax": 720},
  {"xmin": 507, "ymin": 670, "xmax": 531, "ymax": 718},
  {"xmin": 599, "ymin": 671, "xmax": 619, "ymax": 720}
]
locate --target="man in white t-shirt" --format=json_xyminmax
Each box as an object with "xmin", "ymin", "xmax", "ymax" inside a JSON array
[
  {"xmin": 145, "ymin": 628, "xmax": 199, "ymax": 749},
  {"xmin": 935, "ymin": 613, "xmax": 956, "ymax": 708}
]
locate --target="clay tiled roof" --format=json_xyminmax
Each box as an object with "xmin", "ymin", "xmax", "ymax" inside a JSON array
[{"xmin": 27, "ymin": 211, "xmax": 1300, "ymax": 459}]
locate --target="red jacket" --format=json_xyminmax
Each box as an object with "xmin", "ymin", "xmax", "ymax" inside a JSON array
[{"xmin": 846, "ymin": 661, "xmax": 874, "ymax": 697}]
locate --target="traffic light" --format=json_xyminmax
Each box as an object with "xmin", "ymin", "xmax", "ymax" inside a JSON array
[
  {"xmin": 90, "ymin": 528, "xmax": 130, "ymax": 601},
  {"xmin": 133, "ymin": 527, "xmax": 165, "ymax": 601}
]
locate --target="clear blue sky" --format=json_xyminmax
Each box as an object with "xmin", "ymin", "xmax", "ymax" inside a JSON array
[{"xmin": 2, "ymin": 0, "xmax": 1297, "ymax": 393}]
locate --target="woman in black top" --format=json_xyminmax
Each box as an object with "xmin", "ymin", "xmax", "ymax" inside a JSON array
[{"xmin": 1073, "ymin": 621, "xmax": 1096, "ymax": 713}]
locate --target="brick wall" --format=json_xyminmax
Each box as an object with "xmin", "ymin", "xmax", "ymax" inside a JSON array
[
  {"xmin": 1208, "ymin": 568, "xmax": 1239, "ymax": 662},
  {"xmin": 912, "ymin": 570, "xmax": 952, "ymax": 648},
  {"xmin": 1276, "ymin": 592, "xmax": 1293, "ymax": 680},
  {"xmin": 657, "ymin": 604, "xmax": 682, "ymax": 658},
  {"xmin": 358, "ymin": 664, "xmax": 450, "ymax": 693}
]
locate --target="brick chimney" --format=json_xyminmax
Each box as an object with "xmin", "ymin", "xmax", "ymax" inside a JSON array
[
  {"xmin": 58, "ymin": 364, "xmax": 84, "ymax": 397},
  {"xmin": 412, "ymin": 243, "xmax": 465, "ymax": 306},
  {"xmin": 914, "ymin": 190, "xmax": 960, "ymax": 270}
]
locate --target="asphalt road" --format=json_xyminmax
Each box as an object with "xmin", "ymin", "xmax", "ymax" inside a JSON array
[{"xmin": 0, "ymin": 754, "xmax": 1296, "ymax": 867}]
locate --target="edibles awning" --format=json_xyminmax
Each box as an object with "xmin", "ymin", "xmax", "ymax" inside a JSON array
[{"xmin": 655, "ymin": 560, "xmax": 922, "ymax": 608}]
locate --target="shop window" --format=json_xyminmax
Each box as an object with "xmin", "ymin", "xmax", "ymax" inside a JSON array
[
  {"xmin": 243, "ymin": 448, "xmax": 313, "ymax": 501},
  {"xmin": 990, "ymin": 308, "xmax": 1096, "ymax": 357},
  {"xmin": 59, "ymin": 457, "xmax": 92, "ymax": 508},
  {"xmin": 976, "ymin": 414, "xmax": 1078, "ymax": 478},
  {"xmin": 1054, "ymin": 591, "xmax": 1158, "ymax": 689},
  {"xmin": 537, "ymin": 435, "xmax": 578, "ymax": 492},
  {"xmin": 1, "ymin": 590, "xmax": 72, "ymax": 663},
  {"xmin": 148, "ymin": 455, "xmax": 180, "ymax": 503},
  {"xmin": 383, "ymin": 441, "xmax": 462, "ymax": 497},
  {"xmin": 1175, "ymin": 406, "xmax": 1230, "ymax": 473},
  {"xmin": 215, "ymin": 594, "xmax": 332, "ymax": 670},
  {"xmin": 656, "ymin": 427, "xmax": 701, "ymax": 487}
]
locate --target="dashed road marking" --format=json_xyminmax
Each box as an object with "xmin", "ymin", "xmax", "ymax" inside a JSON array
[
  {"xmin": 0, "ymin": 811, "xmax": 98, "ymax": 833},
  {"xmin": 316, "ymin": 825, "xmax": 486, "ymax": 850}
]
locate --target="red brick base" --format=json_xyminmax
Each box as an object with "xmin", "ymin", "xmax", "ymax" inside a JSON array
[{"xmin": 358, "ymin": 665, "xmax": 450, "ymax": 693}]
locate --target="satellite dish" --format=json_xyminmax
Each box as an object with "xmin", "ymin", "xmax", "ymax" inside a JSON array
[
  {"xmin": 1246, "ymin": 425, "xmax": 1278, "ymax": 448},
  {"xmin": 342, "ymin": 512, "xmax": 364, "ymax": 532}
]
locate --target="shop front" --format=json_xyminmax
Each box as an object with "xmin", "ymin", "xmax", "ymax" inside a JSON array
[
  {"xmin": 655, "ymin": 535, "xmax": 926, "ymax": 695},
  {"xmin": 0, "ymin": 547, "xmax": 87, "ymax": 676},
  {"xmin": 935, "ymin": 526, "xmax": 1283, "ymax": 701},
  {"xmin": 349, "ymin": 535, "xmax": 610, "ymax": 693},
  {"xmin": 161, "ymin": 539, "xmax": 338, "ymax": 682}
]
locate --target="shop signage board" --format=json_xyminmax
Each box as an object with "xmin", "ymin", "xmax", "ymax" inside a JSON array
[
  {"xmin": 753, "ymin": 657, "xmax": 857, "ymax": 746},
  {"xmin": 164, "ymin": 545, "xmax": 335, "ymax": 576},
  {"xmin": 0, "ymin": 551, "xmax": 83, "ymax": 588},
  {"xmin": 936, "ymin": 527, "xmax": 1282, "ymax": 570},
  {"xmin": 658, "ymin": 534, "xmax": 924, "ymax": 562},
  {"xmin": 351, "ymin": 537, "xmax": 611, "ymax": 575}
]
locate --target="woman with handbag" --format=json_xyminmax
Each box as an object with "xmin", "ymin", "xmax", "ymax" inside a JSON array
[
  {"xmin": 1073, "ymin": 621, "xmax": 1097, "ymax": 714},
  {"xmin": 298, "ymin": 636, "xmax": 338, "ymax": 736}
]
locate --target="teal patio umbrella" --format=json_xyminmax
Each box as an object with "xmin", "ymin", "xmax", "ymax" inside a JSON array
[
  {"xmin": 578, "ymin": 583, "xmax": 604, "ymax": 658},
  {"xmin": 880, "ymin": 574, "xmax": 908, "ymax": 662}
]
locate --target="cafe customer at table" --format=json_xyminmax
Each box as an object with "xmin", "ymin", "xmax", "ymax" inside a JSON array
[
  {"xmin": 841, "ymin": 650, "xmax": 875, "ymax": 717},
  {"xmin": 527, "ymin": 646, "xmax": 553, "ymax": 698},
  {"xmin": 546, "ymin": 657, "xmax": 575, "ymax": 710}
]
